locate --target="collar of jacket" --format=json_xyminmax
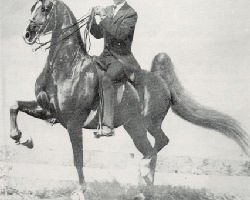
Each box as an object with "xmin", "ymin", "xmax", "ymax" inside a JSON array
[
  {"xmin": 112, "ymin": 2, "xmax": 129, "ymax": 23},
  {"xmin": 113, "ymin": 1, "xmax": 126, "ymax": 15}
]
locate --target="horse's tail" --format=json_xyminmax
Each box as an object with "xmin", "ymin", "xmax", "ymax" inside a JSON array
[{"xmin": 151, "ymin": 53, "xmax": 250, "ymax": 156}]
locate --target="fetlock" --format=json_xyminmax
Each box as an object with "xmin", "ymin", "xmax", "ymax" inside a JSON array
[{"xmin": 10, "ymin": 129, "xmax": 22, "ymax": 142}]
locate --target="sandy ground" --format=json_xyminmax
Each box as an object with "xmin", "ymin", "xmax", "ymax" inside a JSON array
[
  {"xmin": 1, "ymin": 177, "xmax": 246, "ymax": 200},
  {"xmin": 1, "ymin": 120, "xmax": 250, "ymax": 200},
  {"xmin": 1, "ymin": 139, "xmax": 250, "ymax": 200}
]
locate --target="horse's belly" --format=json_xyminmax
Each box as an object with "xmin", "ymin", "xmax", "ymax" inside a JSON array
[{"xmin": 83, "ymin": 82, "xmax": 141, "ymax": 129}]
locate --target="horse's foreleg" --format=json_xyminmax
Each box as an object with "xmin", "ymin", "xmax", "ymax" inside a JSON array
[
  {"xmin": 10, "ymin": 100, "xmax": 54, "ymax": 147},
  {"xmin": 10, "ymin": 101, "xmax": 22, "ymax": 141},
  {"xmin": 67, "ymin": 120, "xmax": 86, "ymax": 200}
]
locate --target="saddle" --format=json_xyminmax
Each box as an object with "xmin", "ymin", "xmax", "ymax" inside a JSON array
[{"xmin": 93, "ymin": 56, "xmax": 136, "ymax": 82}]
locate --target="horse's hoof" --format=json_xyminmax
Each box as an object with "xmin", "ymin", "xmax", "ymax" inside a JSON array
[
  {"xmin": 134, "ymin": 193, "xmax": 146, "ymax": 200},
  {"xmin": 10, "ymin": 129, "xmax": 22, "ymax": 142},
  {"xmin": 157, "ymin": 136, "xmax": 169, "ymax": 152},
  {"xmin": 71, "ymin": 190, "xmax": 85, "ymax": 200},
  {"xmin": 20, "ymin": 137, "xmax": 34, "ymax": 149}
]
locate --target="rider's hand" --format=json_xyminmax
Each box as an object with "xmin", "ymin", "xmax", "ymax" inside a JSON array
[{"xmin": 93, "ymin": 6, "xmax": 106, "ymax": 18}]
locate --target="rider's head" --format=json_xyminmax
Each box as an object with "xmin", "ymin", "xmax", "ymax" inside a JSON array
[{"xmin": 113, "ymin": 0, "xmax": 126, "ymax": 6}]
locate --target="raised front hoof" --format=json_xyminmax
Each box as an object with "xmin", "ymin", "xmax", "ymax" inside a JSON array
[
  {"xmin": 20, "ymin": 137, "xmax": 34, "ymax": 149},
  {"xmin": 10, "ymin": 129, "xmax": 22, "ymax": 143}
]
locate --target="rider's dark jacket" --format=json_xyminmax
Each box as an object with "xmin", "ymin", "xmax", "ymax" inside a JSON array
[{"xmin": 90, "ymin": 2, "xmax": 140, "ymax": 73}]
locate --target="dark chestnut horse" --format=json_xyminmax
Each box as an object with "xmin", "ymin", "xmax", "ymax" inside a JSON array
[{"xmin": 10, "ymin": 0, "xmax": 249, "ymax": 199}]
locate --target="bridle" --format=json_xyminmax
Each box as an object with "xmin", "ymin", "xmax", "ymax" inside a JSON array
[
  {"xmin": 29, "ymin": 0, "xmax": 95, "ymax": 52},
  {"xmin": 28, "ymin": 0, "xmax": 56, "ymax": 49}
]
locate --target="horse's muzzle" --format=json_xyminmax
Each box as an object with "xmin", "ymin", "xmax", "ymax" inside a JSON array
[
  {"xmin": 25, "ymin": 31, "xmax": 31, "ymax": 40},
  {"xmin": 23, "ymin": 30, "xmax": 36, "ymax": 45}
]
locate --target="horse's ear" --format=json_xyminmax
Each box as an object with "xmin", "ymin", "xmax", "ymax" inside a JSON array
[{"xmin": 31, "ymin": 1, "xmax": 39, "ymax": 13}]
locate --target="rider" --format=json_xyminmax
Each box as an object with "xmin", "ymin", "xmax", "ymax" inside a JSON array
[{"xmin": 90, "ymin": 0, "xmax": 140, "ymax": 136}]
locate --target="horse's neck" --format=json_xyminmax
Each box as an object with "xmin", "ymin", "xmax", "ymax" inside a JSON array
[
  {"xmin": 48, "ymin": 31, "xmax": 84, "ymax": 65},
  {"xmin": 47, "ymin": 3, "xmax": 86, "ymax": 67}
]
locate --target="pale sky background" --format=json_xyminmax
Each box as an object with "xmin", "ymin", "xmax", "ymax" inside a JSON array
[{"xmin": 1, "ymin": 0, "xmax": 250, "ymax": 160}]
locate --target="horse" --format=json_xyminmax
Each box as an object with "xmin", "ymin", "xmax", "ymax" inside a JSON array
[{"xmin": 9, "ymin": 0, "xmax": 249, "ymax": 199}]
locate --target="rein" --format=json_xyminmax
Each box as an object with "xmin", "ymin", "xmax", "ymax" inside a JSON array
[
  {"xmin": 34, "ymin": 15, "xmax": 90, "ymax": 51},
  {"xmin": 83, "ymin": 9, "xmax": 96, "ymax": 53}
]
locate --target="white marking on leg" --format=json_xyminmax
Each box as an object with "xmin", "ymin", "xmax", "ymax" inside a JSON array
[
  {"xmin": 138, "ymin": 158, "xmax": 153, "ymax": 186},
  {"xmin": 143, "ymin": 86, "xmax": 150, "ymax": 116},
  {"xmin": 71, "ymin": 189, "xmax": 85, "ymax": 200},
  {"xmin": 134, "ymin": 193, "xmax": 146, "ymax": 200}
]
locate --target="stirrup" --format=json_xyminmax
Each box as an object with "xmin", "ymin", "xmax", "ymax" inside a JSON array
[{"xmin": 94, "ymin": 125, "xmax": 114, "ymax": 138}]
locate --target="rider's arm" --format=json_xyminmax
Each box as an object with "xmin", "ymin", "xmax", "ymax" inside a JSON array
[
  {"xmin": 99, "ymin": 11, "xmax": 137, "ymax": 40},
  {"xmin": 89, "ymin": 17, "xmax": 104, "ymax": 39}
]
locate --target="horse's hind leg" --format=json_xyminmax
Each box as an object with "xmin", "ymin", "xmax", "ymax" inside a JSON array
[
  {"xmin": 124, "ymin": 118, "xmax": 157, "ymax": 188},
  {"xmin": 10, "ymin": 100, "xmax": 53, "ymax": 147},
  {"xmin": 147, "ymin": 116, "xmax": 169, "ymax": 153},
  {"xmin": 124, "ymin": 118, "xmax": 153, "ymax": 159}
]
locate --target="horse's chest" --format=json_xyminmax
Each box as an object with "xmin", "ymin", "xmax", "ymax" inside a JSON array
[{"xmin": 56, "ymin": 72, "xmax": 95, "ymax": 111}]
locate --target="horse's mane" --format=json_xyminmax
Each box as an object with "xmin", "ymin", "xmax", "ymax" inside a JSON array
[{"xmin": 55, "ymin": 0, "xmax": 86, "ymax": 53}]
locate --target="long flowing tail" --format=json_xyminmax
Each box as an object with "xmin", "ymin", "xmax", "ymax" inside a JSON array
[{"xmin": 151, "ymin": 53, "xmax": 250, "ymax": 156}]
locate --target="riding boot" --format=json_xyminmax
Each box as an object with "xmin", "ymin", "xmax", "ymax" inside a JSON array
[
  {"xmin": 103, "ymin": 84, "xmax": 115, "ymax": 131},
  {"xmin": 101, "ymin": 76, "xmax": 115, "ymax": 136}
]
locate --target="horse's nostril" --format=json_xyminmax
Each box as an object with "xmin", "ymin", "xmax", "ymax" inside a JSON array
[{"xmin": 25, "ymin": 32, "xmax": 30, "ymax": 39}]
